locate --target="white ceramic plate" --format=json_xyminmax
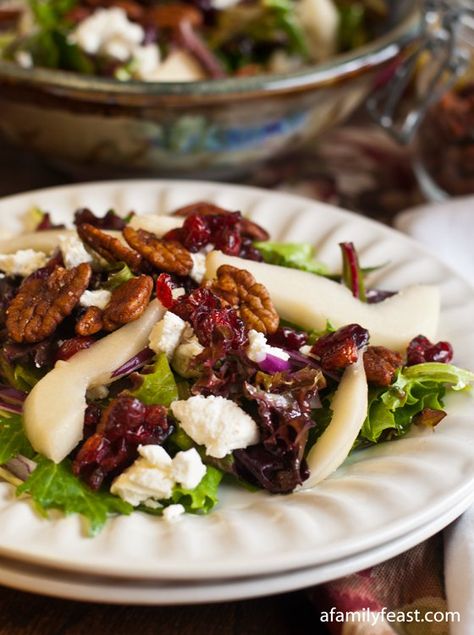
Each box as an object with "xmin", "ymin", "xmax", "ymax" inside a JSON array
[
  {"xmin": 0, "ymin": 490, "xmax": 471, "ymax": 605},
  {"xmin": 0, "ymin": 181, "xmax": 473, "ymax": 581}
]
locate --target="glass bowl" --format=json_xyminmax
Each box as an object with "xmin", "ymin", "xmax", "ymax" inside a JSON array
[{"xmin": 0, "ymin": 0, "xmax": 421, "ymax": 179}]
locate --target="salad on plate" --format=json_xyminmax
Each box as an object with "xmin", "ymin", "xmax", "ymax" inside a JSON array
[
  {"xmin": 0, "ymin": 0, "xmax": 388, "ymax": 80},
  {"xmin": 0, "ymin": 199, "xmax": 473, "ymax": 535}
]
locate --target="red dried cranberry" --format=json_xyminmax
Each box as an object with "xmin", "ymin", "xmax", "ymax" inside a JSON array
[
  {"xmin": 311, "ymin": 324, "xmax": 369, "ymax": 371},
  {"xmin": 407, "ymin": 335, "xmax": 454, "ymax": 366},
  {"xmin": 239, "ymin": 237, "xmax": 264, "ymax": 261},
  {"xmin": 73, "ymin": 396, "xmax": 173, "ymax": 489},
  {"xmin": 267, "ymin": 327, "xmax": 307, "ymax": 351},
  {"xmin": 156, "ymin": 273, "xmax": 175, "ymax": 309},
  {"xmin": 56, "ymin": 336, "xmax": 95, "ymax": 361},
  {"xmin": 180, "ymin": 214, "xmax": 212, "ymax": 252},
  {"xmin": 74, "ymin": 208, "xmax": 127, "ymax": 230},
  {"xmin": 84, "ymin": 404, "xmax": 102, "ymax": 428}
]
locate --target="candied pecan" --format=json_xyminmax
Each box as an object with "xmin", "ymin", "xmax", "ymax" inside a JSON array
[
  {"xmin": 363, "ymin": 346, "xmax": 403, "ymax": 386},
  {"xmin": 102, "ymin": 275, "xmax": 153, "ymax": 331},
  {"xmin": 76, "ymin": 306, "xmax": 104, "ymax": 337},
  {"xmin": 123, "ymin": 226, "xmax": 193, "ymax": 276},
  {"xmin": 6, "ymin": 264, "xmax": 91, "ymax": 344},
  {"xmin": 77, "ymin": 223, "xmax": 142, "ymax": 272},
  {"xmin": 173, "ymin": 201, "xmax": 269, "ymax": 241},
  {"xmin": 210, "ymin": 265, "xmax": 279, "ymax": 334},
  {"xmin": 147, "ymin": 3, "xmax": 202, "ymax": 28},
  {"xmin": 311, "ymin": 324, "xmax": 369, "ymax": 371}
]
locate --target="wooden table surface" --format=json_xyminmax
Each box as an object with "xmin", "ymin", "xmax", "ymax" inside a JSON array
[{"xmin": 0, "ymin": 138, "xmax": 327, "ymax": 635}]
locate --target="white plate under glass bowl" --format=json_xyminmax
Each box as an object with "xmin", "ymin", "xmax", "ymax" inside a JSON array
[{"xmin": 0, "ymin": 181, "xmax": 473, "ymax": 589}]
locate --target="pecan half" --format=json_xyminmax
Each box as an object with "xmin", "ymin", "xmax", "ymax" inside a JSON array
[
  {"xmin": 102, "ymin": 275, "xmax": 153, "ymax": 331},
  {"xmin": 76, "ymin": 306, "xmax": 104, "ymax": 337},
  {"xmin": 77, "ymin": 223, "xmax": 142, "ymax": 272},
  {"xmin": 210, "ymin": 265, "xmax": 279, "ymax": 334},
  {"xmin": 6, "ymin": 264, "xmax": 92, "ymax": 344},
  {"xmin": 363, "ymin": 346, "xmax": 403, "ymax": 386},
  {"xmin": 147, "ymin": 3, "xmax": 202, "ymax": 28},
  {"xmin": 311, "ymin": 324, "xmax": 369, "ymax": 371},
  {"xmin": 173, "ymin": 201, "xmax": 269, "ymax": 241},
  {"xmin": 123, "ymin": 226, "xmax": 193, "ymax": 276}
]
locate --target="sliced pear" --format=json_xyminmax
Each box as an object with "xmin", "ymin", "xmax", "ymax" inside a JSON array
[
  {"xmin": 0, "ymin": 229, "xmax": 123, "ymax": 255},
  {"xmin": 128, "ymin": 215, "xmax": 184, "ymax": 235},
  {"xmin": 303, "ymin": 354, "xmax": 368, "ymax": 488},
  {"xmin": 23, "ymin": 300, "xmax": 165, "ymax": 463},
  {"xmin": 205, "ymin": 252, "xmax": 440, "ymax": 351}
]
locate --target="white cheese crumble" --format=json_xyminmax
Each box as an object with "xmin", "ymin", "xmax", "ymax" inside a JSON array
[
  {"xmin": 299, "ymin": 344, "xmax": 313, "ymax": 356},
  {"xmin": 15, "ymin": 50, "xmax": 33, "ymax": 69},
  {"xmin": 149, "ymin": 312, "xmax": 188, "ymax": 360},
  {"xmin": 111, "ymin": 446, "xmax": 206, "ymax": 508},
  {"xmin": 163, "ymin": 504, "xmax": 185, "ymax": 522},
  {"xmin": 170, "ymin": 395, "xmax": 259, "ymax": 459},
  {"xmin": 69, "ymin": 7, "xmax": 154, "ymax": 66},
  {"xmin": 0, "ymin": 249, "xmax": 48, "ymax": 277},
  {"xmin": 171, "ymin": 332, "xmax": 204, "ymax": 378},
  {"xmin": 190, "ymin": 251, "xmax": 207, "ymax": 284},
  {"xmin": 58, "ymin": 234, "xmax": 93, "ymax": 268},
  {"xmin": 132, "ymin": 44, "xmax": 161, "ymax": 80},
  {"xmin": 172, "ymin": 287, "xmax": 186, "ymax": 300},
  {"xmin": 80, "ymin": 289, "xmax": 112, "ymax": 310},
  {"xmin": 246, "ymin": 329, "xmax": 290, "ymax": 364}
]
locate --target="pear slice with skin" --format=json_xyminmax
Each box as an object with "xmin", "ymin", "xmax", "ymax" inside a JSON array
[
  {"xmin": 0, "ymin": 229, "xmax": 123, "ymax": 255},
  {"xmin": 302, "ymin": 354, "xmax": 368, "ymax": 488},
  {"xmin": 205, "ymin": 251, "xmax": 440, "ymax": 352},
  {"xmin": 23, "ymin": 300, "xmax": 165, "ymax": 464}
]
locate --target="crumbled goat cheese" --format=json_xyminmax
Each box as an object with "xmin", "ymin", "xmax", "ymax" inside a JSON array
[
  {"xmin": 15, "ymin": 51, "xmax": 33, "ymax": 68},
  {"xmin": 299, "ymin": 345, "xmax": 313, "ymax": 356},
  {"xmin": 163, "ymin": 504, "xmax": 185, "ymax": 522},
  {"xmin": 171, "ymin": 332, "xmax": 204, "ymax": 378},
  {"xmin": 171, "ymin": 395, "xmax": 259, "ymax": 459},
  {"xmin": 132, "ymin": 44, "xmax": 161, "ymax": 80},
  {"xmin": 80, "ymin": 289, "xmax": 112, "ymax": 310},
  {"xmin": 149, "ymin": 312, "xmax": 187, "ymax": 359},
  {"xmin": 0, "ymin": 249, "xmax": 48, "ymax": 277},
  {"xmin": 172, "ymin": 287, "xmax": 186, "ymax": 300},
  {"xmin": 58, "ymin": 234, "xmax": 93, "ymax": 268},
  {"xmin": 172, "ymin": 448, "xmax": 206, "ymax": 490},
  {"xmin": 111, "ymin": 446, "xmax": 206, "ymax": 508},
  {"xmin": 70, "ymin": 7, "xmax": 143, "ymax": 61},
  {"xmin": 246, "ymin": 329, "xmax": 290, "ymax": 364},
  {"xmin": 190, "ymin": 251, "xmax": 207, "ymax": 284}
]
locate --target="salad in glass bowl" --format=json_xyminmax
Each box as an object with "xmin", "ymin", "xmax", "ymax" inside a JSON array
[
  {"xmin": 0, "ymin": 199, "xmax": 472, "ymax": 535},
  {"xmin": 0, "ymin": 0, "xmax": 388, "ymax": 80}
]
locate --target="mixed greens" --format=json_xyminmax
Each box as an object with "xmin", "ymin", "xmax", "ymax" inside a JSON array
[
  {"xmin": 0, "ymin": 0, "xmax": 388, "ymax": 80},
  {"xmin": 0, "ymin": 200, "xmax": 472, "ymax": 535}
]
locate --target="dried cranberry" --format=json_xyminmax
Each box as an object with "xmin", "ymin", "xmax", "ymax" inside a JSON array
[
  {"xmin": 73, "ymin": 396, "xmax": 173, "ymax": 489},
  {"xmin": 156, "ymin": 273, "xmax": 175, "ymax": 309},
  {"xmin": 35, "ymin": 212, "xmax": 65, "ymax": 231},
  {"xmin": 311, "ymin": 324, "xmax": 369, "ymax": 371},
  {"xmin": 56, "ymin": 336, "xmax": 95, "ymax": 361},
  {"xmin": 172, "ymin": 287, "xmax": 246, "ymax": 349},
  {"xmin": 84, "ymin": 404, "xmax": 102, "ymax": 428},
  {"xmin": 181, "ymin": 214, "xmax": 212, "ymax": 252},
  {"xmin": 74, "ymin": 208, "xmax": 128, "ymax": 231},
  {"xmin": 407, "ymin": 335, "xmax": 454, "ymax": 366},
  {"xmin": 267, "ymin": 327, "xmax": 307, "ymax": 351},
  {"xmin": 239, "ymin": 237, "xmax": 263, "ymax": 262}
]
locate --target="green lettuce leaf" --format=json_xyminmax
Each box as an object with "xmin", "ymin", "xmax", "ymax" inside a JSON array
[
  {"xmin": 130, "ymin": 353, "xmax": 179, "ymax": 407},
  {"xmin": 170, "ymin": 466, "xmax": 223, "ymax": 514},
  {"xmin": 0, "ymin": 413, "xmax": 34, "ymax": 464},
  {"xmin": 360, "ymin": 363, "xmax": 474, "ymax": 444},
  {"xmin": 17, "ymin": 457, "xmax": 132, "ymax": 536},
  {"xmin": 104, "ymin": 262, "xmax": 135, "ymax": 290},
  {"xmin": 254, "ymin": 241, "xmax": 329, "ymax": 275}
]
